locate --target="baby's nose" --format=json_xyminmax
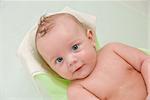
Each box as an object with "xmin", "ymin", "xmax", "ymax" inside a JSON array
[
  {"xmin": 68, "ymin": 59, "xmax": 78, "ymax": 73},
  {"xmin": 69, "ymin": 60, "xmax": 77, "ymax": 67},
  {"xmin": 67, "ymin": 54, "xmax": 78, "ymax": 67}
]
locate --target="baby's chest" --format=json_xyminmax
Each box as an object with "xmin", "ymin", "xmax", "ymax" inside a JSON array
[
  {"xmin": 82, "ymin": 51, "xmax": 142, "ymax": 99},
  {"xmin": 84, "ymin": 68, "xmax": 136, "ymax": 99},
  {"xmin": 83, "ymin": 68, "xmax": 145, "ymax": 100},
  {"xmin": 94, "ymin": 49, "xmax": 135, "ymax": 85}
]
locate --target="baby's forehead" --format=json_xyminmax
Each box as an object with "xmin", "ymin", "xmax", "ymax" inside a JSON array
[
  {"xmin": 46, "ymin": 13, "xmax": 81, "ymax": 28},
  {"xmin": 54, "ymin": 15, "xmax": 82, "ymax": 29},
  {"xmin": 36, "ymin": 13, "xmax": 83, "ymax": 39}
]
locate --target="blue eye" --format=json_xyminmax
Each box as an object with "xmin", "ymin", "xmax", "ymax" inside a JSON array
[
  {"xmin": 55, "ymin": 57, "xmax": 63, "ymax": 64},
  {"xmin": 72, "ymin": 44, "xmax": 79, "ymax": 51}
]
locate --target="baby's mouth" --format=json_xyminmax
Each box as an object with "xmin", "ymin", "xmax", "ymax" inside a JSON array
[
  {"xmin": 74, "ymin": 64, "xmax": 85, "ymax": 73},
  {"xmin": 75, "ymin": 67, "xmax": 82, "ymax": 72}
]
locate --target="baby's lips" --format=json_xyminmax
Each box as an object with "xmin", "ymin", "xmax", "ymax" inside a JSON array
[
  {"xmin": 73, "ymin": 64, "xmax": 84, "ymax": 73},
  {"xmin": 69, "ymin": 65, "xmax": 80, "ymax": 73}
]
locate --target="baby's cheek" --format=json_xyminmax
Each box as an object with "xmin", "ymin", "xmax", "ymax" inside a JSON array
[
  {"xmin": 79, "ymin": 48, "xmax": 96, "ymax": 62},
  {"xmin": 78, "ymin": 49, "xmax": 88, "ymax": 59}
]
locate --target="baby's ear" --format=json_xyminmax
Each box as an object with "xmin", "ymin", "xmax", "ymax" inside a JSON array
[{"xmin": 86, "ymin": 29, "xmax": 96, "ymax": 48}]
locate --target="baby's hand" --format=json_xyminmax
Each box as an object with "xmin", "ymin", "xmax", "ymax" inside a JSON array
[{"xmin": 146, "ymin": 95, "xmax": 150, "ymax": 100}]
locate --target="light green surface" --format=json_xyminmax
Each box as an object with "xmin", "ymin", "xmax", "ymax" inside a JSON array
[
  {"xmin": 34, "ymin": 73, "xmax": 70, "ymax": 100},
  {"xmin": 138, "ymin": 48, "xmax": 150, "ymax": 55}
]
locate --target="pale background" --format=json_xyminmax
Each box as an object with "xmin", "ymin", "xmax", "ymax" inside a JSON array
[{"xmin": 0, "ymin": 0, "xmax": 150, "ymax": 100}]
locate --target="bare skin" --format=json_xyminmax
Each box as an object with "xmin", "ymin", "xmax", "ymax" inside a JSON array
[
  {"xmin": 68, "ymin": 43, "xmax": 147, "ymax": 100},
  {"xmin": 36, "ymin": 14, "xmax": 150, "ymax": 100}
]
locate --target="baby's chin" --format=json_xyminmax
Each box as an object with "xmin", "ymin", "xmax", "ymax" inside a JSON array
[
  {"xmin": 71, "ymin": 69, "xmax": 92, "ymax": 80},
  {"xmin": 73, "ymin": 74, "xmax": 89, "ymax": 80},
  {"xmin": 63, "ymin": 72, "xmax": 90, "ymax": 81}
]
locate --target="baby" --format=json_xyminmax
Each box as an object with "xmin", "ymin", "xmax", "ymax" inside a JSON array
[{"xmin": 35, "ymin": 13, "xmax": 150, "ymax": 100}]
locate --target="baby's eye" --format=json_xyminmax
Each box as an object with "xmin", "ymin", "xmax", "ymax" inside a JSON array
[
  {"xmin": 72, "ymin": 44, "xmax": 79, "ymax": 51},
  {"xmin": 55, "ymin": 57, "xmax": 63, "ymax": 64}
]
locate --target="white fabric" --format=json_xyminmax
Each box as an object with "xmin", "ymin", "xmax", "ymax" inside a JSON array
[{"xmin": 17, "ymin": 7, "xmax": 96, "ymax": 76}]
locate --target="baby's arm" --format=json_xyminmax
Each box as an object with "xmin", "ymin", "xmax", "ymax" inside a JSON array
[
  {"xmin": 104, "ymin": 42, "xmax": 150, "ymax": 99},
  {"xmin": 67, "ymin": 83, "xmax": 100, "ymax": 100}
]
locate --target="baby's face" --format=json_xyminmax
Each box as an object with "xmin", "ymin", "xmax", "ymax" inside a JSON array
[{"xmin": 37, "ymin": 17, "xmax": 97, "ymax": 80}]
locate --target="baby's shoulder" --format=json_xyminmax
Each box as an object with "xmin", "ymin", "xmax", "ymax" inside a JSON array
[
  {"xmin": 97, "ymin": 43, "xmax": 117, "ymax": 52},
  {"xmin": 68, "ymin": 79, "xmax": 86, "ymax": 91},
  {"xmin": 67, "ymin": 81, "xmax": 83, "ymax": 95},
  {"xmin": 97, "ymin": 42, "xmax": 120, "ymax": 56}
]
